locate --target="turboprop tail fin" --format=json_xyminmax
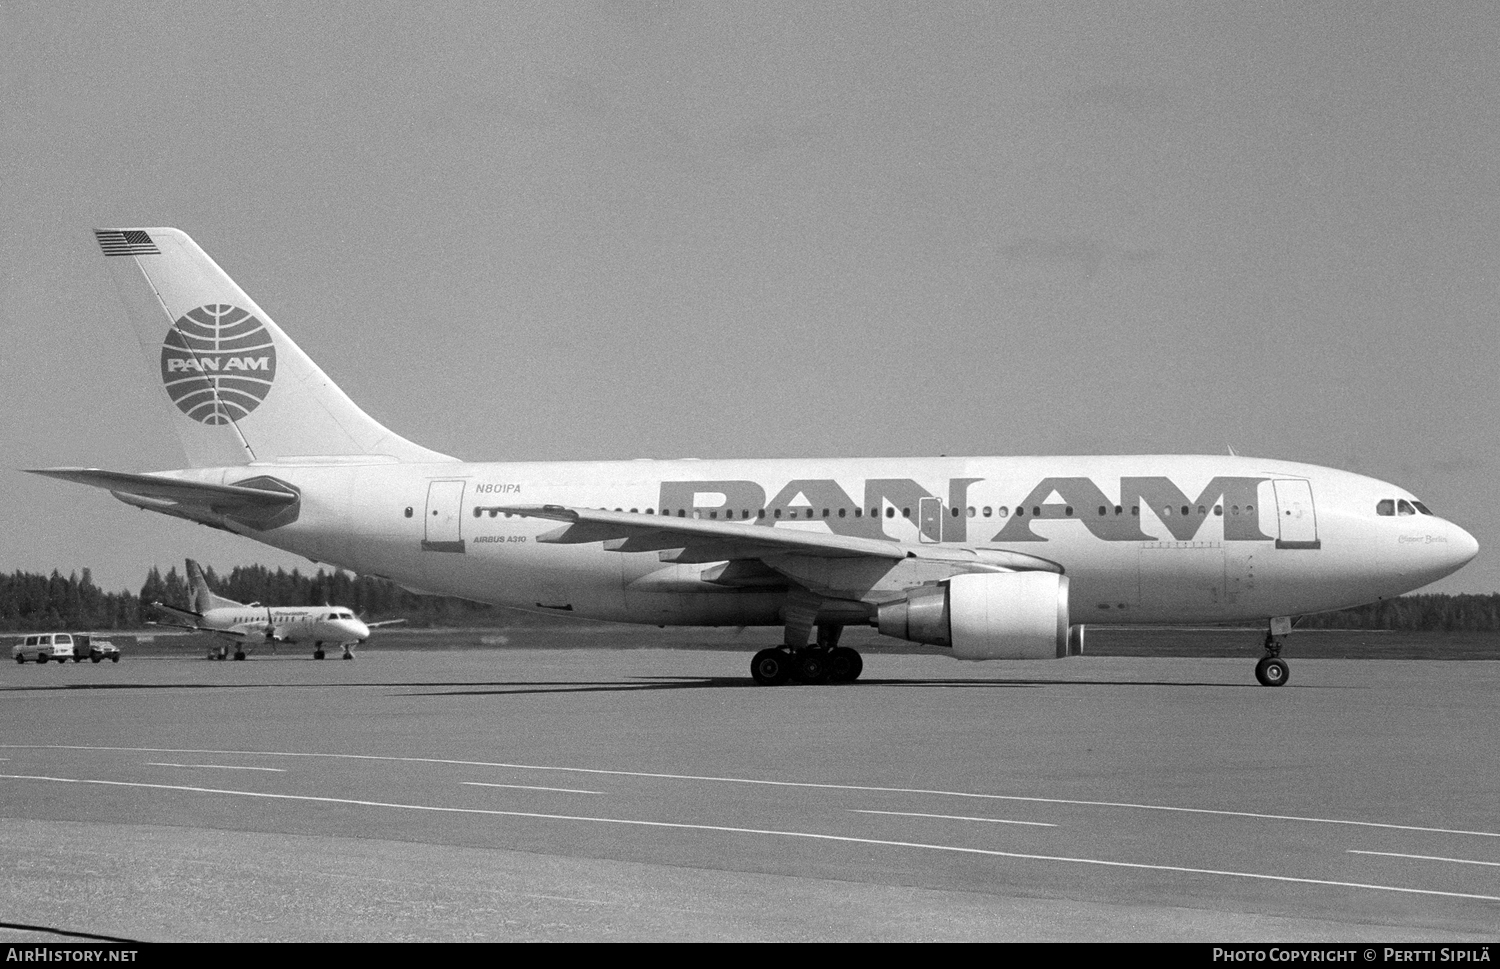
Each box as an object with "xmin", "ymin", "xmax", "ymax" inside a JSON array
[
  {"xmin": 93, "ymin": 228, "xmax": 454, "ymax": 468},
  {"xmin": 185, "ymin": 559, "xmax": 244, "ymax": 613}
]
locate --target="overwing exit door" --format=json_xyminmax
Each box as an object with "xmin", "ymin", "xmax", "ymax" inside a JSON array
[{"xmin": 919, "ymin": 497, "xmax": 942, "ymax": 543}]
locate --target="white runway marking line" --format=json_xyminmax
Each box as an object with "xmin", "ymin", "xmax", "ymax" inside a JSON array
[
  {"xmin": 146, "ymin": 763, "xmax": 287, "ymax": 773},
  {"xmin": 1350, "ymin": 850, "xmax": 1500, "ymax": 868},
  {"xmin": 8, "ymin": 744, "xmax": 1500, "ymax": 840},
  {"xmin": 852, "ymin": 809, "xmax": 1055, "ymax": 827},
  {"xmin": 3, "ymin": 772, "xmax": 1499, "ymax": 905},
  {"xmin": 464, "ymin": 782, "xmax": 602, "ymax": 795}
]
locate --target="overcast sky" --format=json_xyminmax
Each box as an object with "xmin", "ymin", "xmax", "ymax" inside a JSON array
[{"xmin": 2, "ymin": 1, "xmax": 1497, "ymax": 597}]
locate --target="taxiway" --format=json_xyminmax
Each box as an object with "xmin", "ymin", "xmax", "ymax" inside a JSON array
[{"xmin": 1, "ymin": 642, "xmax": 1496, "ymax": 941}]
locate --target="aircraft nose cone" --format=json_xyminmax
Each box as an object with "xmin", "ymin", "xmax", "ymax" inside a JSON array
[
  {"xmin": 1426, "ymin": 520, "xmax": 1480, "ymax": 582},
  {"xmin": 1399, "ymin": 519, "xmax": 1479, "ymax": 587},
  {"xmin": 1452, "ymin": 523, "xmax": 1480, "ymax": 568}
]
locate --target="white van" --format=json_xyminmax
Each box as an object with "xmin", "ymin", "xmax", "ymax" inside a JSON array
[{"xmin": 13, "ymin": 633, "xmax": 77, "ymax": 664}]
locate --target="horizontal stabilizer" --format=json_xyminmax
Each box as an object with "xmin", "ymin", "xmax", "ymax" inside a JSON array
[
  {"xmin": 152, "ymin": 602, "xmax": 204, "ymax": 621},
  {"xmin": 27, "ymin": 468, "xmax": 296, "ymax": 509},
  {"xmin": 146, "ymin": 619, "xmax": 206, "ymax": 632}
]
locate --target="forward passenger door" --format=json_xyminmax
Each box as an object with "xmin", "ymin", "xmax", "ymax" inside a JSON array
[{"xmin": 1272, "ymin": 479, "xmax": 1319, "ymax": 549}]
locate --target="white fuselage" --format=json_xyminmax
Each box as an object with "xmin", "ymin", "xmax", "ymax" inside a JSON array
[
  {"xmin": 197, "ymin": 605, "xmax": 370, "ymax": 645},
  {"xmin": 159, "ymin": 454, "xmax": 1477, "ymax": 628}
]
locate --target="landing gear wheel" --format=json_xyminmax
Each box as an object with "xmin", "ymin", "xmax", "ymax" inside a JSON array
[
  {"xmin": 827, "ymin": 646, "xmax": 863, "ymax": 684},
  {"xmin": 313, "ymin": 649, "xmax": 326, "ymax": 660},
  {"xmin": 233, "ymin": 650, "xmax": 246, "ymax": 661},
  {"xmin": 341, "ymin": 651, "xmax": 354, "ymax": 660},
  {"xmin": 1255, "ymin": 656, "xmax": 1289, "ymax": 687},
  {"xmin": 750, "ymin": 648, "xmax": 791, "ymax": 685},
  {"xmin": 794, "ymin": 648, "xmax": 830, "ymax": 684}
]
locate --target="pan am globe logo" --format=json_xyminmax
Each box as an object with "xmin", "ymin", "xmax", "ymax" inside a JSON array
[{"xmin": 159, "ymin": 304, "xmax": 277, "ymax": 425}]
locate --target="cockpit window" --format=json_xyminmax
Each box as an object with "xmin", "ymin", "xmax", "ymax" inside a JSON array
[{"xmin": 1379, "ymin": 497, "xmax": 1436, "ymax": 517}]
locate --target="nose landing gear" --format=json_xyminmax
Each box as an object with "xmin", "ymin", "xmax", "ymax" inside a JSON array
[
  {"xmin": 1255, "ymin": 654, "xmax": 1289, "ymax": 686},
  {"xmin": 1255, "ymin": 619, "xmax": 1292, "ymax": 686}
]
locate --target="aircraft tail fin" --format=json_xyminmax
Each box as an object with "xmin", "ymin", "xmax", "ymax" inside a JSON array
[
  {"xmin": 186, "ymin": 559, "xmax": 245, "ymax": 613},
  {"xmin": 93, "ymin": 228, "xmax": 455, "ymax": 468}
]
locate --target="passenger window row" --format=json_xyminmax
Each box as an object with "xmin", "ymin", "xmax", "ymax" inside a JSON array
[
  {"xmin": 963, "ymin": 503, "xmax": 1238, "ymax": 519},
  {"xmin": 473, "ymin": 502, "xmax": 1267, "ymax": 521},
  {"xmin": 474, "ymin": 506, "xmax": 921, "ymax": 519},
  {"xmin": 471, "ymin": 510, "xmax": 1266, "ymax": 525}
]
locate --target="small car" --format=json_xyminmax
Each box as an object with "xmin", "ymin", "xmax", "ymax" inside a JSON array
[{"xmin": 74, "ymin": 633, "xmax": 121, "ymax": 663}]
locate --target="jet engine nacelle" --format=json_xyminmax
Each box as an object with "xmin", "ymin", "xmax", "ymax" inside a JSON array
[{"xmin": 876, "ymin": 571, "xmax": 1072, "ymax": 660}]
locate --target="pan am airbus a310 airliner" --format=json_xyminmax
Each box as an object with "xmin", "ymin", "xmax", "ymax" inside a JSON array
[{"xmin": 30, "ymin": 228, "xmax": 1477, "ymax": 686}]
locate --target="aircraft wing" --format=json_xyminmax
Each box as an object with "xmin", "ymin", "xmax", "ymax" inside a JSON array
[
  {"xmin": 26, "ymin": 468, "xmax": 298, "ymax": 509},
  {"xmin": 365, "ymin": 619, "xmax": 407, "ymax": 628},
  {"xmin": 493, "ymin": 505, "xmax": 1062, "ymax": 573}
]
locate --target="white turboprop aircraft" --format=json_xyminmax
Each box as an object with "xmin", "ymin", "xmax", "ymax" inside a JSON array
[
  {"xmin": 30, "ymin": 228, "xmax": 1478, "ymax": 686},
  {"xmin": 151, "ymin": 558, "xmax": 395, "ymax": 661}
]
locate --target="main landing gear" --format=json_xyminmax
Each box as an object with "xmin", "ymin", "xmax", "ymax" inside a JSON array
[
  {"xmin": 750, "ymin": 624, "xmax": 862, "ymax": 686},
  {"xmin": 312, "ymin": 643, "xmax": 356, "ymax": 660},
  {"xmin": 1255, "ymin": 619, "xmax": 1292, "ymax": 687}
]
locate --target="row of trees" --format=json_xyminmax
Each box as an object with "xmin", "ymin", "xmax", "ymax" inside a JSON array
[
  {"xmin": 0, "ymin": 565, "xmax": 492, "ymax": 632},
  {"xmin": 1295, "ymin": 594, "xmax": 1500, "ymax": 631},
  {"xmin": 2, "ymin": 566, "xmax": 1499, "ymax": 632}
]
